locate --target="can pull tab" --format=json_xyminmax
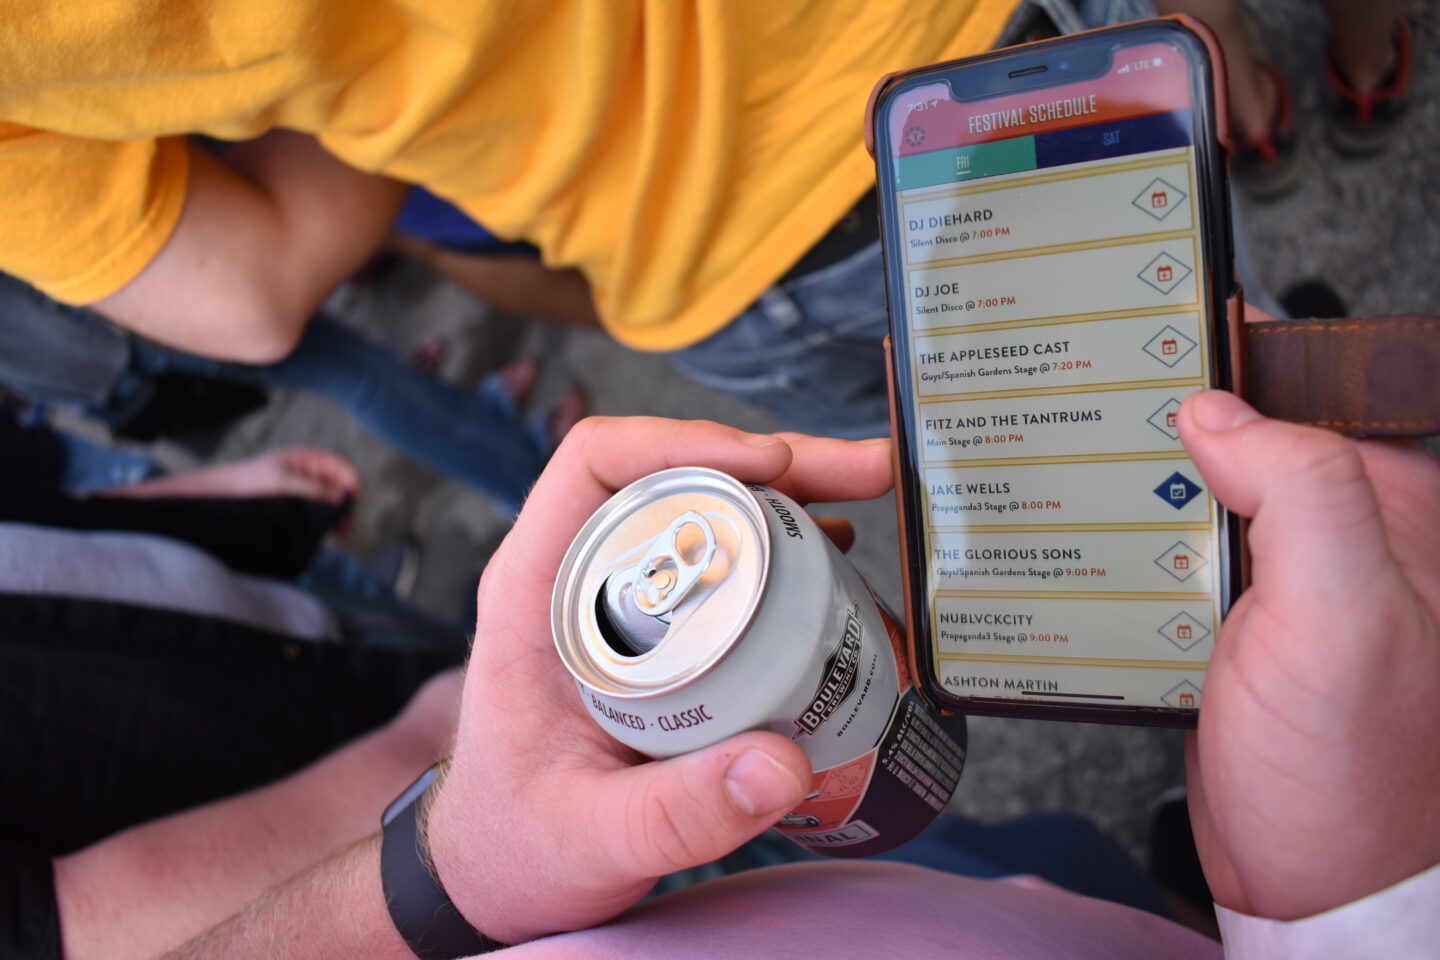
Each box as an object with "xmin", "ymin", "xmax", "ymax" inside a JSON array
[{"xmin": 634, "ymin": 511, "xmax": 716, "ymax": 616}]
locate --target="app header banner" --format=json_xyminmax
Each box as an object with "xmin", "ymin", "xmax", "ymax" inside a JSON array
[{"xmin": 887, "ymin": 42, "xmax": 1192, "ymax": 158}]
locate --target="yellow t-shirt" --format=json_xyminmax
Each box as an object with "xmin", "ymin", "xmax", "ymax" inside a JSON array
[{"xmin": 0, "ymin": 0, "xmax": 1015, "ymax": 351}]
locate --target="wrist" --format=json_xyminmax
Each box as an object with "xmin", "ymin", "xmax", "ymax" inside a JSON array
[
  {"xmin": 417, "ymin": 773, "xmax": 526, "ymax": 946},
  {"xmin": 1216, "ymin": 864, "xmax": 1440, "ymax": 959},
  {"xmin": 380, "ymin": 765, "xmax": 510, "ymax": 957},
  {"xmin": 1239, "ymin": 851, "xmax": 1440, "ymax": 922}
]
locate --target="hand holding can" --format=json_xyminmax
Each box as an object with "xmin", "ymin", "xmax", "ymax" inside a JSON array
[
  {"xmin": 422, "ymin": 418, "xmax": 895, "ymax": 944},
  {"xmin": 553, "ymin": 467, "xmax": 967, "ymax": 857}
]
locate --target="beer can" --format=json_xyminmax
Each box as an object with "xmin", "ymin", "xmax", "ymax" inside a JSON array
[{"xmin": 552, "ymin": 466, "xmax": 967, "ymax": 857}]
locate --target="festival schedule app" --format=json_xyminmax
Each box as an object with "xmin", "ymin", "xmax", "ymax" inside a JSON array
[{"xmin": 891, "ymin": 45, "xmax": 1220, "ymax": 710}]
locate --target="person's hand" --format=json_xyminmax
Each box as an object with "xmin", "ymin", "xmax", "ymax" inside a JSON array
[
  {"xmin": 425, "ymin": 417, "xmax": 893, "ymax": 943},
  {"xmin": 103, "ymin": 446, "xmax": 361, "ymax": 504},
  {"xmin": 1179, "ymin": 389, "xmax": 1440, "ymax": 920}
]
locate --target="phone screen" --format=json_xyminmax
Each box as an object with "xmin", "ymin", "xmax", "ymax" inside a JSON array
[{"xmin": 877, "ymin": 24, "xmax": 1237, "ymax": 720}]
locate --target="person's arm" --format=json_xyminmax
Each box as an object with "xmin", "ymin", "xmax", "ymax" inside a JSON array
[
  {"xmin": 53, "ymin": 670, "xmax": 460, "ymax": 960},
  {"xmin": 157, "ymin": 837, "xmax": 406, "ymax": 960},
  {"xmin": 93, "ymin": 132, "xmax": 407, "ymax": 364}
]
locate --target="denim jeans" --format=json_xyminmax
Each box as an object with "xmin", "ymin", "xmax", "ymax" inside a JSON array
[
  {"xmin": 298, "ymin": 549, "xmax": 471, "ymax": 658},
  {"xmin": 56, "ymin": 430, "xmax": 163, "ymax": 491},
  {"xmin": 670, "ymin": 0, "xmax": 1284, "ymax": 441},
  {"xmin": 669, "ymin": 243, "xmax": 894, "ymax": 440},
  {"xmin": 122, "ymin": 315, "xmax": 548, "ymax": 515},
  {"xmin": 0, "ymin": 272, "xmax": 548, "ymax": 514}
]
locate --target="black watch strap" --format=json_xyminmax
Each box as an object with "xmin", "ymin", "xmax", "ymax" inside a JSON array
[{"xmin": 381, "ymin": 765, "xmax": 506, "ymax": 958}]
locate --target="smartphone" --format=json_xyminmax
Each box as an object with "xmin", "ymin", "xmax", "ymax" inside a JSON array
[{"xmin": 870, "ymin": 18, "xmax": 1243, "ymax": 727}]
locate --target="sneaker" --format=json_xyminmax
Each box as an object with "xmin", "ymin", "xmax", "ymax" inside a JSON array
[{"xmin": 1327, "ymin": 18, "xmax": 1417, "ymax": 156}]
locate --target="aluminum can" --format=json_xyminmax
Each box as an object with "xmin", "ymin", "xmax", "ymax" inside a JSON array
[{"xmin": 552, "ymin": 467, "xmax": 967, "ymax": 857}]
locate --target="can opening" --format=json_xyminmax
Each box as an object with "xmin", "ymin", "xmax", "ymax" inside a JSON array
[
  {"xmin": 553, "ymin": 468, "xmax": 770, "ymax": 693},
  {"xmin": 595, "ymin": 585, "xmax": 651, "ymax": 658}
]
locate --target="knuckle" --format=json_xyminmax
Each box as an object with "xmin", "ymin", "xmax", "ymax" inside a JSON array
[
  {"xmin": 662, "ymin": 421, "xmax": 714, "ymax": 465},
  {"xmin": 552, "ymin": 415, "xmax": 609, "ymax": 462},
  {"xmin": 1250, "ymin": 429, "xmax": 1382, "ymax": 548},
  {"xmin": 677, "ymin": 418, "xmax": 720, "ymax": 442},
  {"xmin": 566, "ymin": 415, "xmax": 608, "ymax": 445},
  {"xmin": 1282, "ymin": 431, "xmax": 1365, "ymax": 486},
  {"xmin": 639, "ymin": 788, "xmax": 708, "ymax": 869}
]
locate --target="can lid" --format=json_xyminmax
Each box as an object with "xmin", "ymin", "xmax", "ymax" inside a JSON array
[{"xmin": 551, "ymin": 467, "xmax": 770, "ymax": 697}]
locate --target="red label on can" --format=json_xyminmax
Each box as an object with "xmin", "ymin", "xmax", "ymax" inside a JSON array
[{"xmin": 777, "ymin": 604, "xmax": 967, "ymax": 857}]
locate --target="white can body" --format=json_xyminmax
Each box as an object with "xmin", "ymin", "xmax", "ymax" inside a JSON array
[{"xmin": 554, "ymin": 469, "xmax": 966, "ymax": 856}]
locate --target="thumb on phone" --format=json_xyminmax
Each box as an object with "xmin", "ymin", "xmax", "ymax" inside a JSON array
[
  {"xmin": 594, "ymin": 731, "xmax": 811, "ymax": 882},
  {"xmin": 1178, "ymin": 390, "xmax": 1397, "ymax": 613}
]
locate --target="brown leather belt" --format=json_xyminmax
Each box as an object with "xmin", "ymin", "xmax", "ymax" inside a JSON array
[{"xmin": 1245, "ymin": 314, "xmax": 1440, "ymax": 437}]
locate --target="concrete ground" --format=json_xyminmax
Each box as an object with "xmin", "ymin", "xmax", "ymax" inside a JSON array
[{"xmin": 157, "ymin": 0, "xmax": 1437, "ymax": 863}]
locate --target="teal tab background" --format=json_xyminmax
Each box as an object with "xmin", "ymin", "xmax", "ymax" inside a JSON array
[{"xmin": 896, "ymin": 137, "xmax": 1037, "ymax": 191}]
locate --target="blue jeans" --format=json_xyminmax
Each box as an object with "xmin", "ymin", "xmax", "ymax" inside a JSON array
[
  {"xmin": 669, "ymin": 243, "xmax": 894, "ymax": 440},
  {"xmin": 56, "ymin": 430, "xmax": 163, "ymax": 491},
  {"xmin": 670, "ymin": 0, "xmax": 1285, "ymax": 441},
  {"xmin": 0, "ymin": 272, "xmax": 547, "ymax": 514},
  {"xmin": 125, "ymin": 315, "xmax": 548, "ymax": 515},
  {"xmin": 298, "ymin": 550, "xmax": 471, "ymax": 659}
]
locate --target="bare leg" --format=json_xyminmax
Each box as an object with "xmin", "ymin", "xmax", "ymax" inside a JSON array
[
  {"xmin": 1323, "ymin": 0, "xmax": 1403, "ymax": 92},
  {"xmin": 389, "ymin": 233, "xmax": 602, "ymax": 329},
  {"xmin": 1153, "ymin": 0, "xmax": 1278, "ymax": 142}
]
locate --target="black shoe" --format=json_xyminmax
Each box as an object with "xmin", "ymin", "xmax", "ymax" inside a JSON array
[
  {"xmin": 1149, "ymin": 788, "xmax": 1213, "ymax": 915},
  {"xmin": 1280, "ymin": 279, "xmax": 1349, "ymax": 320},
  {"xmin": 114, "ymin": 373, "xmax": 270, "ymax": 456}
]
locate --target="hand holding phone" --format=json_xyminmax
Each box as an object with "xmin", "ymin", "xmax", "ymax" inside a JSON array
[
  {"xmin": 1178, "ymin": 387, "xmax": 1440, "ymax": 921},
  {"xmin": 872, "ymin": 18, "xmax": 1239, "ymax": 725}
]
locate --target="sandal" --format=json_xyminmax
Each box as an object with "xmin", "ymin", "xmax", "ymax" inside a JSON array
[
  {"xmin": 1327, "ymin": 17, "xmax": 1417, "ymax": 156},
  {"xmin": 1232, "ymin": 60, "xmax": 1304, "ymax": 201}
]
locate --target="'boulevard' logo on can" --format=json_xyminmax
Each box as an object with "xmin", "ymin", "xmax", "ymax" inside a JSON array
[{"xmin": 794, "ymin": 605, "xmax": 864, "ymax": 738}]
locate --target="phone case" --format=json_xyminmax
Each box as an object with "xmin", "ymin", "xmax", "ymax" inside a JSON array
[{"xmin": 872, "ymin": 17, "xmax": 1248, "ymax": 726}]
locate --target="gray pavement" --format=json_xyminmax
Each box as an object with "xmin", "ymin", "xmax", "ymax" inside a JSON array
[
  {"xmin": 1241, "ymin": 1, "xmax": 1440, "ymax": 319},
  {"xmin": 164, "ymin": 0, "xmax": 1437, "ymax": 863}
]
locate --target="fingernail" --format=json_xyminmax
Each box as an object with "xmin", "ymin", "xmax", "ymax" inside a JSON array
[
  {"xmin": 1189, "ymin": 390, "xmax": 1261, "ymax": 432},
  {"xmin": 724, "ymin": 750, "xmax": 802, "ymax": 817},
  {"xmin": 740, "ymin": 432, "xmax": 783, "ymax": 448}
]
